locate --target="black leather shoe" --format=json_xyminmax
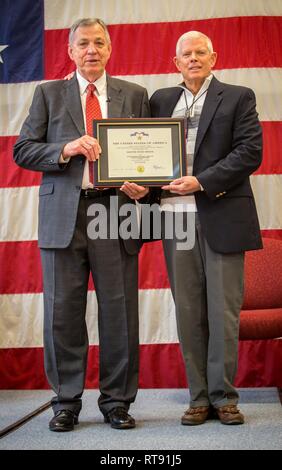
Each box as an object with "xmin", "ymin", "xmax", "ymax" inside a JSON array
[
  {"xmin": 104, "ymin": 407, "xmax": 135, "ymax": 429},
  {"xmin": 49, "ymin": 409, "xmax": 79, "ymax": 432}
]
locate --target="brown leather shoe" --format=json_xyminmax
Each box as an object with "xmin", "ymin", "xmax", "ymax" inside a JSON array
[
  {"xmin": 181, "ymin": 406, "xmax": 211, "ymax": 425},
  {"xmin": 215, "ymin": 404, "xmax": 244, "ymax": 425}
]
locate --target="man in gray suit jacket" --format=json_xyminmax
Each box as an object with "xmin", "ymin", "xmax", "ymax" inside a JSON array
[
  {"xmin": 14, "ymin": 18, "xmax": 150, "ymax": 432},
  {"xmin": 123, "ymin": 31, "xmax": 262, "ymax": 426}
]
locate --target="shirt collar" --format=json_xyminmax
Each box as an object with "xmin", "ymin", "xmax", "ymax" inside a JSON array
[
  {"xmin": 76, "ymin": 70, "xmax": 107, "ymax": 96},
  {"xmin": 180, "ymin": 73, "xmax": 213, "ymax": 99}
]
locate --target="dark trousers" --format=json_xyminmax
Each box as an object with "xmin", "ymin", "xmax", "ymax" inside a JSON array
[{"xmin": 41, "ymin": 195, "xmax": 139, "ymax": 416}]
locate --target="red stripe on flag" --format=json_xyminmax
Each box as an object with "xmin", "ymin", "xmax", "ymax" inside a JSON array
[
  {"xmin": 0, "ymin": 347, "xmax": 49, "ymax": 389},
  {"xmin": 0, "ymin": 136, "xmax": 41, "ymax": 188},
  {"xmin": 2, "ymin": 123, "xmax": 281, "ymax": 188},
  {"xmin": 0, "ymin": 240, "xmax": 95, "ymax": 294},
  {"xmin": 0, "ymin": 241, "xmax": 43, "ymax": 294},
  {"xmin": 255, "ymin": 122, "xmax": 282, "ymax": 175},
  {"xmin": 1, "ymin": 340, "xmax": 281, "ymax": 389},
  {"xmin": 2, "ymin": 234, "xmax": 282, "ymax": 295},
  {"xmin": 139, "ymin": 241, "xmax": 170, "ymax": 289},
  {"xmin": 0, "ymin": 241, "xmax": 169, "ymax": 294},
  {"xmin": 261, "ymin": 230, "xmax": 282, "ymax": 241},
  {"xmin": 44, "ymin": 17, "xmax": 282, "ymax": 79}
]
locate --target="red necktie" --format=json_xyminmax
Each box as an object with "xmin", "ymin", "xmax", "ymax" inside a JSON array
[{"xmin": 86, "ymin": 83, "xmax": 102, "ymax": 185}]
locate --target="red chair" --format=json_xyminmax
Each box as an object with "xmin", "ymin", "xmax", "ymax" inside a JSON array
[{"xmin": 240, "ymin": 237, "xmax": 282, "ymax": 340}]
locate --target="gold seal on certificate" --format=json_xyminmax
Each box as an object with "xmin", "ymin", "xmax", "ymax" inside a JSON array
[{"xmin": 93, "ymin": 118, "xmax": 186, "ymax": 187}]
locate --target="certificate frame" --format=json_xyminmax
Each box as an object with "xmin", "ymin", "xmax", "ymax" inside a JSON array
[{"xmin": 93, "ymin": 118, "xmax": 186, "ymax": 187}]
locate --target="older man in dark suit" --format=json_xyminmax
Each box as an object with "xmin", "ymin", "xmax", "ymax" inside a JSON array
[
  {"xmin": 14, "ymin": 18, "xmax": 150, "ymax": 431},
  {"xmin": 122, "ymin": 31, "xmax": 262, "ymax": 426}
]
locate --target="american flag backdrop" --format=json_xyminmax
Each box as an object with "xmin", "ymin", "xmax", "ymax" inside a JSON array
[{"xmin": 0, "ymin": 0, "xmax": 282, "ymax": 389}]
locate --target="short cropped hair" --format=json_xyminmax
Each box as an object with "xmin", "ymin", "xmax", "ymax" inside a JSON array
[
  {"xmin": 69, "ymin": 18, "xmax": 111, "ymax": 45},
  {"xmin": 176, "ymin": 31, "xmax": 213, "ymax": 56}
]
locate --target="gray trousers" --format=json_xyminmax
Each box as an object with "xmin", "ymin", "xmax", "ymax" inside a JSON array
[
  {"xmin": 162, "ymin": 212, "xmax": 244, "ymax": 408},
  {"xmin": 41, "ymin": 196, "xmax": 139, "ymax": 416}
]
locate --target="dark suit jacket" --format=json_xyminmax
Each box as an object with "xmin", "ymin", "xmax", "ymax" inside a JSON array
[
  {"xmin": 14, "ymin": 74, "xmax": 150, "ymax": 253},
  {"xmin": 150, "ymin": 77, "xmax": 263, "ymax": 253}
]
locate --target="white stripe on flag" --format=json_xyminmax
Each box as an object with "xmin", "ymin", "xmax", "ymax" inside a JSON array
[
  {"xmin": 0, "ymin": 293, "xmax": 43, "ymax": 348},
  {"xmin": 1, "ymin": 68, "xmax": 281, "ymax": 135},
  {"xmin": 0, "ymin": 176, "xmax": 281, "ymax": 242},
  {"xmin": 0, "ymin": 81, "xmax": 40, "ymax": 137},
  {"xmin": 44, "ymin": 0, "xmax": 282, "ymax": 29},
  {"xmin": 0, "ymin": 186, "xmax": 39, "ymax": 241},
  {"xmin": 0, "ymin": 289, "xmax": 177, "ymax": 348},
  {"xmin": 118, "ymin": 69, "xmax": 282, "ymax": 121},
  {"xmin": 251, "ymin": 174, "xmax": 282, "ymax": 230}
]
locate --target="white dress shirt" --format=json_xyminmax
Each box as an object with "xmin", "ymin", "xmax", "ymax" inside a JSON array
[
  {"xmin": 77, "ymin": 70, "xmax": 108, "ymax": 189},
  {"xmin": 160, "ymin": 74, "xmax": 213, "ymax": 212},
  {"xmin": 60, "ymin": 70, "xmax": 108, "ymax": 189}
]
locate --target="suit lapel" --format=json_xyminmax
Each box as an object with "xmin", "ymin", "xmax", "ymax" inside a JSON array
[
  {"xmin": 62, "ymin": 76, "xmax": 85, "ymax": 135},
  {"xmin": 194, "ymin": 77, "xmax": 223, "ymax": 156},
  {"xmin": 106, "ymin": 75, "xmax": 125, "ymax": 118},
  {"xmin": 163, "ymin": 87, "xmax": 183, "ymax": 117}
]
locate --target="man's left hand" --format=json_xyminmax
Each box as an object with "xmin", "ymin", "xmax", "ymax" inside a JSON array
[
  {"xmin": 120, "ymin": 182, "xmax": 149, "ymax": 200},
  {"xmin": 162, "ymin": 176, "xmax": 201, "ymax": 195}
]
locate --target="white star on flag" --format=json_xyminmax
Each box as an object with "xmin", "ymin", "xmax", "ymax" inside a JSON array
[{"xmin": 0, "ymin": 45, "xmax": 9, "ymax": 63}]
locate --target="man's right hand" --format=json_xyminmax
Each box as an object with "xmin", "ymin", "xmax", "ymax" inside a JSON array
[
  {"xmin": 63, "ymin": 71, "xmax": 75, "ymax": 80},
  {"xmin": 62, "ymin": 135, "xmax": 101, "ymax": 161}
]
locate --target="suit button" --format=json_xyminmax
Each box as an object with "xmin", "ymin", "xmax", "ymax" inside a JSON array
[{"xmin": 76, "ymin": 186, "xmax": 81, "ymax": 191}]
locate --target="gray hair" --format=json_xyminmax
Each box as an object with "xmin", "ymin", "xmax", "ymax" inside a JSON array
[
  {"xmin": 69, "ymin": 18, "xmax": 111, "ymax": 45},
  {"xmin": 176, "ymin": 31, "xmax": 213, "ymax": 56}
]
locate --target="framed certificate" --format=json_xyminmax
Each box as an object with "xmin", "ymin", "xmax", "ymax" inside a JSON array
[{"xmin": 93, "ymin": 118, "xmax": 186, "ymax": 187}]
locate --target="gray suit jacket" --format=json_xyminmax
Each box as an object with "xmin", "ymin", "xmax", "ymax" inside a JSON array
[{"xmin": 14, "ymin": 75, "xmax": 150, "ymax": 253}]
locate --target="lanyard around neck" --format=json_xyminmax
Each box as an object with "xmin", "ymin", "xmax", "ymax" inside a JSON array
[{"xmin": 183, "ymin": 87, "xmax": 208, "ymax": 118}]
